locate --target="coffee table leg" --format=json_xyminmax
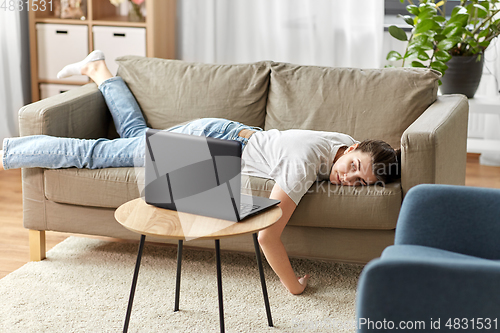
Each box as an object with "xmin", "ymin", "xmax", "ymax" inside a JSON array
[
  {"xmin": 253, "ymin": 233, "xmax": 273, "ymax": 327},
  {"xmin": 174, "ymin": 240, "xmax": 183, "ymax": 312},
  {"xmin": 124, "ymin": 234, "xmax": 146, "ymax": 333},
  {"xmin": 215, "ymin": 239, "xmax": 225, "ymax": 333}
]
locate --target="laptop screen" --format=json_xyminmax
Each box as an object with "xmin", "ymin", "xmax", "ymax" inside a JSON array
[{"xmin": 144, "ymin": 129, "xmax": 243, "ymax": 222}]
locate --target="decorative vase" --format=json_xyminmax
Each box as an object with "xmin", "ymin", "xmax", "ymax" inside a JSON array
[
  {"xmin": 439, "ymin": 53, "xmax": 484, "ymax": 98},
  {"xmin": 128, "ymin": 2, "xmax": 143, "ymax": 22}
]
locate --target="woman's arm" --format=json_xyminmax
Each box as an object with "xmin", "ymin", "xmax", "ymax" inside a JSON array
[{"xmin": 258, "ymin": 184, "xmax": 310, "ymax": 294}]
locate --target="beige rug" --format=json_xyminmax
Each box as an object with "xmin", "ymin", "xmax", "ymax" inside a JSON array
[{"xmin": 0, "ymin": 236, "xmax": 363, "ymax": 332}]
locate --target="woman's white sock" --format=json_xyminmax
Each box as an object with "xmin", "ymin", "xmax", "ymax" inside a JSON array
[{"xmin": 56, "ymin": 50, "xmax": 105, "ymax": 79}]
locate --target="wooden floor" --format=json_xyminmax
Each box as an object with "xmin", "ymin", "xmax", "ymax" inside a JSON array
[{"xmin": 1, "ymin": 154, "xmax": 500, "ymax": 278}]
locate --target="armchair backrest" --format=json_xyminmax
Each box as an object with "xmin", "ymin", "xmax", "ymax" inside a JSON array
[{"xmin": 396, "ymin": 184, "xmax": 500, "ymax": 260}]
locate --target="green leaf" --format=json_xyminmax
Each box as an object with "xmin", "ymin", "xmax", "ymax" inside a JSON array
[
  {"xmin": 479, "ymin": 40, "xmax": 491, "ymax": 48},
  {"xmin": 419, "ymin": 6, "xmax": 438, "ymax": 20},
  {"xmin": 388, "ymin": 25, "xmax": 408, "ymax": 41},
  {"xmin": 418, "ymin": 50, "xmax": 431, "ymax": 61},
  {"xmin": 451, "ymin": 6, "xmax": 467, "ymax": 17},
  {"xmin": 410, "ymin": 41, "xmax": 433, "ymax": 51},
  {"xmin": 468, "ymin": 39, "xmax": 479, "ymax": 48},
  {"xmin": 465, "ymin": 2, "xmax": 473, "ymax": 11},
  {"xmin": 413, "ymin": 34, "xmax": 429, "ymax": 44},
  {"xmin": 415, "ymin": 19, "xmax": 441, "ymax": 34},
  {"xmin": 398, "ymin": 14, "xmax": 415, "ymax": 27},
  {"xmin": 434, "ymin": 33, "xmax": 447, "ymax": 43},
  {"xmin": 411, "ymin": 60, "xmax": 426, "ymax": 68},
  {"xmin": 405, "ymin": 48, "xmax": 419, "ymax": 59},
  {"xmin": 434, "ymin": 16, "xmax": 446, "ymax": 23},
  {"xmin": 431, "ymin": 60, "xmax": 448, "ymax": 73},
  {"xmin": 407, "ymin": 5, "xmax": 419, "ymax": 16},
  {"xmin": 448, "ymin": 13, "xmax": 469, "ymax": 27},
  {"xmin": 435, "ymin": 50, "xmax": 452, "ymax": 62},
  {"xmin": 437, "ymin": 37, "xmax": 462, "ymax": 51},
  {"xmin": 442, "ymin": 24, "xmax": 462, "ymax": 37},
  {"xmin": 422, "ymin": 30, "xmax": 439, "ymax": 38},
  {"xmin": 473, "ymin": 4, "xmax": 488, "ymax": 18},
  {"xmin": 386, "ymin": 50, "xmax": 403, "ymax": 61},
  {"xmin": 478, "ymin": 29, "xmax": 489, "ymax": 39},
  {"xmin": 463, "ymin": 29, "xmax": 474, "ymax": 38},
  {"xmin": 410, "ymin": 34, "xmax": 434, "ymax": 51}
]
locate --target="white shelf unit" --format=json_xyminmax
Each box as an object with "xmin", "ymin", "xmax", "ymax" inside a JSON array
[
  {"xmin": 467, "ymin": 95, "xmax": 500, "ymax": 154},
  {"xmin": 28, "ymin": 0, "xmax": 176, "ymax": 102}
]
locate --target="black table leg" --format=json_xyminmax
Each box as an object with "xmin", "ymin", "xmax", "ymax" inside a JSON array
[
  {"xmin": 124, "ymin": 234, "xmax": 146, "ymax": 333},
  {"xmin": 174, "ymin": 240, "xmax": 183, "ymax": 312},
  {"xmin": 253, "ymin": 233, "xmax": 273, "ymax": 327},
  {"xmin": 215, "ymin": 239, "xmax": 225, "ymax": 333}
]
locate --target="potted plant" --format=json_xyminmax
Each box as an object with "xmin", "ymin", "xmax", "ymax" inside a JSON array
[{"xmin": 387, "ymin": 0, "xmax": 500, "ymax": 98}]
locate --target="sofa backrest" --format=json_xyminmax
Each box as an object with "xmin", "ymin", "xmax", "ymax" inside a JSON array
[
  {"xmin": 266, "ymin": 63, "xmax": 440, "ymax": 148},
  {"xmin": 116, "ymin": 56, "xmax": 440, "ymax": 148},
  {"xmin": 115, "ymin": 56, "xmax": 270, "ymax": 129}
]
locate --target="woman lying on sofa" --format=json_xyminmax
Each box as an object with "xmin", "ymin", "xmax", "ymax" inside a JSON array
[{"xmin": 0, "ymin": 51, "xmax": 401, "ymax": 295}]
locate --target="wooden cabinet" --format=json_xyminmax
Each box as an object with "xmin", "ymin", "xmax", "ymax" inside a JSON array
[{"xmin": 28, "ymin": 0, "xmax": 176, "ymax": 101}]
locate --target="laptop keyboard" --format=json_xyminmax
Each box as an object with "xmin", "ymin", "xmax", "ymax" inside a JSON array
[{"xmin": 240, "ymin": 202, "xmax": 260, "ymax": 215}]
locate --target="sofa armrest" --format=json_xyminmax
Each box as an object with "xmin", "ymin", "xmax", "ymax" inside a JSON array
[
  {"xmin": 19, "ymin": 83, "xmax": 111, "ymax": 235},
  {"xmin": 19, "ymin": 83, "xmax": 110, "ymax": 139},
  {"xmin": 401, "ymin": 94, "xmax": 468, "ymax": 196}
]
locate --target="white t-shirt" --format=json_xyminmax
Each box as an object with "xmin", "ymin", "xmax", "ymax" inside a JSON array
[{"xmin": 241, "ymin": 129, "xmax": 357, "ymax": 205}]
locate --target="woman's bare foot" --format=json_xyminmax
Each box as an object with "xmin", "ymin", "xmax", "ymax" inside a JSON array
[
  {"xmin": 298, "ymin": 274, "xmax": 311, "ymax": 288},
  {"xmin": 281, "ymin": 274, "xmax": 311, "ymax": 295},
  {"xmin": 0, "ymin": 150, "xmax": 4, "ymax": 171},
  {"xmin": 80, "ymin": 60, "xmax": 113, "ymax": 86}
]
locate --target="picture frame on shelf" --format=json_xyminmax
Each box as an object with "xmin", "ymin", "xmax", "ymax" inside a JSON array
[{"xmin": 54, "ymin": 0, "xmax": 87, "ymax": 20}]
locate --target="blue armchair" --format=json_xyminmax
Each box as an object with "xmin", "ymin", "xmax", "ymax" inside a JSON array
[{"xmin": 356, "ymin": 184, "xmax": 500, "ymax": 332}]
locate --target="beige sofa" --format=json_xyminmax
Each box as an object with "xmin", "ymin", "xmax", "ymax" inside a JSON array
[{"xmin": 20, "ymin": 56, "xmax": 469, "ymax": 264}]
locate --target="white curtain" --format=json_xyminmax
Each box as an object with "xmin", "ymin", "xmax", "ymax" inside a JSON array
[
  {"xmin": 0, "ymin": 9, "xmax": 31, "ymax": 142},
  {"xmin": 473, "ymin": 39, "xmax": 500, "ymax": 166},
  {"xmin": 178, "ymin": 0, "xmax": 384, "ymax": 68}
]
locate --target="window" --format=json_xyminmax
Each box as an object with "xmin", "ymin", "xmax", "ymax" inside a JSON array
[{"xmin": 385, "ymin": 0, "xmax": 465, "ymax": 17}]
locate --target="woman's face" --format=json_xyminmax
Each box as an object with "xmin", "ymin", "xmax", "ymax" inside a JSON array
[{"xmin": 330, "ymin": 144, "xmax": 378, "ymax": 186}]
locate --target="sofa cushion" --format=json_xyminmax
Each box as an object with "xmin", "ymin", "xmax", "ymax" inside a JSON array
[
  {"xmin": 44, "ymin": 169, "xmax": 400, "ymax": 230},
  {"xmin": 115, "ymin": 56, "xmax": 271, "ymax": 130},
  {"xmin": 291, "ymin": 181, "xmax": 401, "ymax": 230},
  {"xmin": 242, "ymin": 176, "xmax": 401, "ymax": 230},
  {"xmin": 44, "ymin": 168, "xmax": 143, "ymax": 209},
  {"xmin": 265, "ymin": 63, "xmax": 440, "ymax": 148}
]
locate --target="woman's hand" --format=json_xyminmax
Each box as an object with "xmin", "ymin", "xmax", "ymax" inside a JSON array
[{"xmin": 258, "ymin": 184, "xmax": 310, "ymax": 294}]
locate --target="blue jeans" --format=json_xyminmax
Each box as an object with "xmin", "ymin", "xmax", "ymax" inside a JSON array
[{"xmin": 2, "ymin": 77, "xmax": 260, "ymax": 169}]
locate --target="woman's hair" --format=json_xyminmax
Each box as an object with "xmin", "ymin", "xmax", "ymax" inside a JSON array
[{"xmin": 357, "ymin": 139, "xmax": 401, "ymax": 184}]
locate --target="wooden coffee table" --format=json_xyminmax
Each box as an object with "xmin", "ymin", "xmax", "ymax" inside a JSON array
[{"xmin": 115, "ymin": 198, "xmax": 282, "ymax": 333}]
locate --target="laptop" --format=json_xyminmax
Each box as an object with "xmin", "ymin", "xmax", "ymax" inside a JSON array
[{"xmin": 144, "ymin": 129, "xmax": 280, "ymax": 222}]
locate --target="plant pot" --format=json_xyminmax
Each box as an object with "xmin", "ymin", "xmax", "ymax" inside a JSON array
[{"xmin": 439, "ymin": 54, "xmax": 484, "ymax": 98}]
